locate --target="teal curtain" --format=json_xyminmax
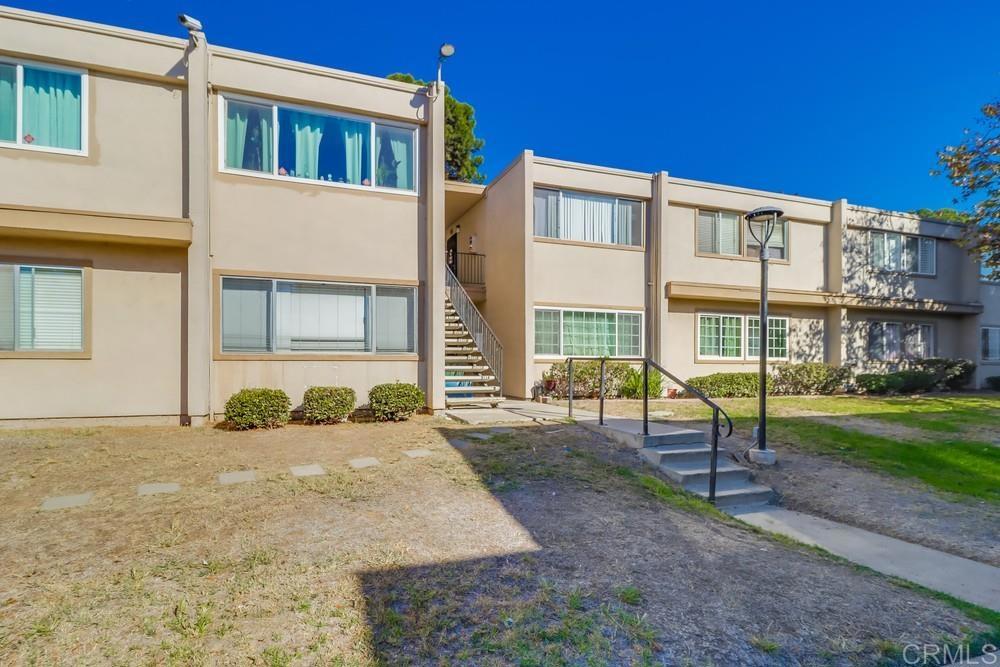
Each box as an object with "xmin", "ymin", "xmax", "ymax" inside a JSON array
[
  {"xmin": 22, "ymin": 67, "xmax": 82, "ymax": 150},
  {"xmin": 225, "ymin": 100, "xmax": 272, "ymax": 172},
  {"xmin": 342, "ymin": 119, "xmax": 366, "ymax": 184},
  {"xmin": 0, "ymin": 64, "xmax": 14, "ymax": 143},
  {"xmin": 288, "ymin": 111, "xmax": 325, "ymax": 180},
  {"xmin": 375, "ymin": 125, "xmax": 413, "ymax": 190}
]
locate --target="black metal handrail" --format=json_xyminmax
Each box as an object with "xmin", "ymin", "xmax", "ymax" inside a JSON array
[{"xmin": 562, "ymin": 356, "xmax": 734, "ymax": 504}]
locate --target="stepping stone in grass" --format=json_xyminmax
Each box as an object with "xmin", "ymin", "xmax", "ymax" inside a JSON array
[
  {"xmin": 138, "ymin": 483, "xmax": 180, "ymax": 497},
  {"xmin": 218, "ymin": 470, "xmax": 256, "ymax": 485},
  {"xmin": 290, "ymin": 464, "xmax": 325, "ymax": 477},
  {"xmin": 349, "ymin": 457, "xmax": 380, "ymax": 469},
  {"xmin": 403, "ymin": 449, "xmax": 432, "ymax": 458},
  {"xmin": 40, "ymin": 492, "xmax": 93, "ymax": 511}
]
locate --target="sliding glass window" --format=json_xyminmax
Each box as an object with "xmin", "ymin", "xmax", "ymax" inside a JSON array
[
  {"xmin": 533, "ymin": 188, "xmax": 643, "ymax": 247},
  {"xmin": 221, "ymin": 277, "xmax": 417, "ymax": 355},
  {"xmin": 0, "ymin": 59, "xmax": 85, "ymax": 153},
  {"xmin": 0, "ymin": 263, "xmax": 84, "ymax": 351},
  {"xmin": 533, "ymin": 308, "xmax": 643, "ymax": 357},
  {"xmin": 221, "ymin": 96, "xmax": 416, "ymax": 192}
]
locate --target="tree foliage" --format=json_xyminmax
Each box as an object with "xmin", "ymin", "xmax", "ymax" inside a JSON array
[
  {"xmin": 387, "ymin": 73, "xmax": 485, "ymax": 183},
  {"xmin": 911, "ymin": 208, "xmax": 971, "ymax": 224},
  {"xmin": 935, "ymin": 101, "xmax": 1000, "ymax": 278}
]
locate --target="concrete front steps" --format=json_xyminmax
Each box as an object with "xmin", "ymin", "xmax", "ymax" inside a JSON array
[
  {"xmin": 577, "ymin": 417, "xmax": 773, "ymax": 508},
  {"xmin": 445, "ymin": 298, "xmax": 503, "ymax": 409}
]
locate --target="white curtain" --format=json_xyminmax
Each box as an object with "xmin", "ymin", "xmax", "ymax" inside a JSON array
[
  {"xmin": 275, "ymin": 282, "xmax": 369, "ymax": 351},
  {"xmin": 562, "ymin": 191, "xmax": 615, "ymax": 244},
  {"xmin": 376, "ymin": 287, "xmax": 416, "ymax": 353},
  {"xmin": 0, "ymin": 264, "xmax": 12, "ymax": 350},
  {"xmin": 221, "ymin": 278, "xmax": 271, "ymax": 352},
  {"xmin": 17, "ymin": 267, "xmax": 82, "ymax": 350}
]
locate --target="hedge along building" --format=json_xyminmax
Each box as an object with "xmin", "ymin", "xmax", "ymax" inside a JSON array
[
  {"xmin": 0, "ymin": 6, "xmax": 446, "ymax": 425},
  {"xmin": 1, "ymin": 7, "xmax": 997, "ymax": 426}
]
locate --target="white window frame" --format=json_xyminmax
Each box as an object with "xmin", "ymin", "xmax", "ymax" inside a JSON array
[
  {"xmin": 745, "ymin": 315, "xmax": 790, "ymax": 361},
  {"xmin": 532, "ymin": 306, "xmax": 644, "ymax": 359},
  {"xmin": 0, "ymin": 57, "xmax": 88, "ymax": 157},
  {"xmin": 533, "ymin": 187, "xmax": 645, "ymax": 248},
  {"xmin": 696, "ymin": 209, "xmax": 743, "ymax": 258},
  {"xmin": 870, "ymin": 231, "xmax": 936, "ymax": 276},
  {"xmin": 219, "ymin": 275, "xmax": 418, "ymax": 356},
  {"xmin": 2, "ymin": 262, "xmax": 85, "ymax": 351},
  {"xmin": 982, "ymin": 326, "xmax": 1000, "ymax": 362},
  {"xmin": 696, "ymin": 313, "xmax": 790, "ymax": 361},
  {"xmin": 867, "ymin": 320, "xmax": 903, "ymax": 362},
  {"xmin": 218, "ymin": 93, "xmax": 419, "ymax": 196},
  {"xmin": 905, "ymin": 323, "xmax": 935, "ymax": 359}
]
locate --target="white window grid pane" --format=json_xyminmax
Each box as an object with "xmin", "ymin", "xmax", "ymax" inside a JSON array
[
  {"xmin": 698, "ymin": 315, "xmax": 721, "ymax": 357},
  {"xmin": 617, "ymin": 313, "xmax": 642, "ymax": 356},
  {"xmin": 534, "ymin": 309, "xmax": 561, "ymax": 355}
]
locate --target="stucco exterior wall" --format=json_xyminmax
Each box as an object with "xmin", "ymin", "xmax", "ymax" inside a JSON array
[
  {"xmin": 0, "ymin": 71, "xmax": 186, "ymax": 219},
  {"xmin": 842, "ymin": 308, "xmax": 968, "ymax": 371},
  {"xmin": 0, "ymin": 237, "xmax": 183, "ymax": 422},
  {"xmin": 979, "ymin": 281, "xmax": 1000, "ymax": 387},
  {"xmin": 662, "ymin": 299, "xmax": 827, "ymax": 383}
]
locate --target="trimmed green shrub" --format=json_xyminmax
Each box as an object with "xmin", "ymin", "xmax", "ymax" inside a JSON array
[
  {"xmin": 302, "ymin": 386, "xmax": 356, "ymax": 424},
  {"xmin": 620, "ymin": 366, "xmax": 663, "ymax": 399},
  {"xmin": 985, "ymin": 376, "xmax": 1000, "ymax": 391},
  {"xmin": 855, "ymin": 373, "xmax": 905, "ymax": 395},
  {"xmin": 224, "ymin": 388, "xmax": 291, "ymax": 430},
  {"xmin": 772, "ymin": 362, "xmax": 850, "ymax": 395},
  {"xmin": 542, "ymin": 361, "xmax": 633, "ymax": 398},
  {"xmin": 914, "ymin": 358, "xmax": 976, "ymax": 390},
  {"xmin": 892, "ymin": 370, "xmax": 936, "ymax": 393},
  {"xmin": 685, "ymin": 372, "xmax": 772, "ymax": 398},
  {"xmin": 369, "ymin": 382, "xmax": 425, "ymax": 422}
]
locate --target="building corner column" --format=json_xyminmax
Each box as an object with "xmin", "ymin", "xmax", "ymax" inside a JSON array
[
  {"xmin": 827, "ymin": 199, "xmax": 848, "ymax": 368},
  {"xmin": 425, "ymin": 81, "xmax": 447, "ymax": 411},
  {"xmin": 183, "ymin": 30, "xmax": 212, "ymax": 425},
  {"xmin": 652, "ymin": 171, "xmax": 669, "ymax": 366}
]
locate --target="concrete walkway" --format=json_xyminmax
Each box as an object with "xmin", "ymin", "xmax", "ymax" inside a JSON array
[
  {"xmin": 729, "ymin": 506, "xmax": 1000, "ymax": 612},
  {"xmin": 445, "ymin": 399, "xmax": 589, "ymax": 425}
]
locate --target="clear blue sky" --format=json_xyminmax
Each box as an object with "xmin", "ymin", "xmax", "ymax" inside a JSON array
[{"xmin": 10, "ymin": 0, "xmax": 1000, "ymax": 211}]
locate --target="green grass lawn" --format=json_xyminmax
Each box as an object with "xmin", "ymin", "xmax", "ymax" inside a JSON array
[{"xmin": 567, "ymin": 394, "xmax": 1000, "ymax": 504}]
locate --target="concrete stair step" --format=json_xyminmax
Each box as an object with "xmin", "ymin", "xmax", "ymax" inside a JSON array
[
  {"xmin": 445, "ymin": 375, "xmax": 496, "ymax": 383},
  {"xmin": 684, "ymin": 479, "xmax": 774, "ymax": 508},
  {"xmin": 446, "ymin": 396, "xmax": 505, "ymax": 407},
  {"xmin": 578, "ymin": 418, "xmax": 705, "ymax": 449},
  {"xmin": 446, "ymin": 355, "xmax": 485, "ymax": 362},
  {"xmin": 444, "ymin": 385, "xmax": 501, "ymax": 394},
  {"xmin": 640, "ymin": 444, "xmax": 713, "ymax": 466},
  {"xmin": 445, "ymin": 364, "xmax": 490, "ymax": 372},
  {"xmin": 660, "ymin": 459, "xmax": 750, "ymax": 488}
]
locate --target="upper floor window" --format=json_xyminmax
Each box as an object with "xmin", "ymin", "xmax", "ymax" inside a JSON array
[
  {"xmin": 533, "ymin": 188, "xmax": 643, "ymax": 247},
  {"xmin": 697, "ymin": 209, "xmax": 788, "ymax": 260},
  {"xmin": 983, "ymin": 327, "xmax": 1000, "ymax": 362},
  {"xmin": 221, "ymin": 96, "xmax": 416, "ymax": 193},
  {"xmin": 220, "ymin": 276, "xmax": 417, "ymax": 355},
  {"xmin": 870, "ymin": 231, "xmax": 935, "ymax": 276},
  {"xmin": 533, "ymin": 307, "xmax": 643, "ymax": 357},
  {"xmin": 0, "ymin": 263, "xmax": 84, "ymax": 351},
  {"xmin": 0, "ymin": 60, "xmax": 86, "ymax": 154}
]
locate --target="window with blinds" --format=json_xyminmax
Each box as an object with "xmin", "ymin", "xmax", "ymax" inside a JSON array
[
  {"xmin": 0, "ymin": 263, "xmax": 84, "ymax": 351},
  {"xmin": 744, "ymin": 219, "xmax": 788, "ymax": 260},
  {"xmin": 221, "ymin": 276, "xmax": 416, "ymax": 355},
  {"xmin": 532, "ymin": 188, "xmax": 643, "ymax": 247},
  {"xmin": 981, "ymin": 327, "xmax": 1000, "ymax": 361},
  {"xmin": 697, "ymin": 210, "xmax": 741, "ymax": 256},
  {"xmin": 870, "ymin": 231, "xmax": 935, "ymax": 275},
  {"xmin": 533, "ymin": 308, "xmax": 643, "ymax": 357}
]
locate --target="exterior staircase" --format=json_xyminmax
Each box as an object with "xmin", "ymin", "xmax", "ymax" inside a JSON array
[
  {"xmin": 444, "ymin": 266, "xmax": 504, "ymax": 409},
  {"xmin": 578, "ymin": 418, "xmax": 774, "ymax": 508}
]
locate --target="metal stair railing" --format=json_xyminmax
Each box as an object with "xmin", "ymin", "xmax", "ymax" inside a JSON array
[
  {"xmin": 563, "ymin": 356, "xmax": 733, "ymax": 504},
  {"xmin": 445, "ymin": 265, "xmax": 503, "ymax": 392}
]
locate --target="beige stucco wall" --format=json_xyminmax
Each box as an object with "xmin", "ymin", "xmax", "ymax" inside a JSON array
[
  {"xmin": 0, "ymin": 71, "xmax": 186, "ymax": 219},
  {"xmin": 843, "ymin": 207, "xmax": 980, "ymax": 304},
  {"xmin": 661, "ymin": 300, "xmax": 827, "ymax": 383},
  {"xmin": 0, "ymin": 237, "xmax": 183, "ymax": 422}
]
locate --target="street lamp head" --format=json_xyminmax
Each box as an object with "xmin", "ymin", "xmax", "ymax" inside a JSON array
[
  {"xmin": 745, "ymin": 206, "xmax": 784, "ymax": 223},
  {"xmin": 745, "ymin": 205, "xmax": 784, "ymax": 246},
  {"xmin": 439, "ymin": 43, "xmax": 456, "ymax": 60}
]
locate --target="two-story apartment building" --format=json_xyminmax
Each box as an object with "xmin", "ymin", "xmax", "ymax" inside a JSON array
[{"xmin": 1, "ymin": 6, "xmax": 997, "ymax": 425}]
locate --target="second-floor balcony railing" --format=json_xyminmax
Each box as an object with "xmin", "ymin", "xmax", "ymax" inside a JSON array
[{"xmin": 452, "ymin": 252, "xmax": 485, "ymax": 287}]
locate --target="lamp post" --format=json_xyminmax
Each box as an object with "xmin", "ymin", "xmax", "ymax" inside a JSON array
[{"xmin": 744, "ymin": 206, "xmax": 783, "ymax": 465}]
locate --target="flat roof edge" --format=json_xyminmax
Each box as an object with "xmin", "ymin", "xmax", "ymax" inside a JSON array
[
  {"xmin": 0, "ymin": 5, "xmax": 186, "ymax": 49},
  {"xmin": 667, "ymin": 176, "xmax": 833, "ymax": 207},
  {"xmin": 533, "ymin": 156, "xmax": 653, "ymax": 180}
]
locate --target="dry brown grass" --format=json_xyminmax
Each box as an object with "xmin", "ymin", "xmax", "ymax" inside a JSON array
[{"xmin": 0, "ymin": 417, "xmax": 990, "ymax": 665}]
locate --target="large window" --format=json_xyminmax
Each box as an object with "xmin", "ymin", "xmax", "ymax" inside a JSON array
[
  {"xmin": 533, "ymin": 308, "xmax": 643, "ymax": 357},
  {"xmin": 221, "ymin": 276, "xmax": 417, "ymax": 355},
  {"xmin": 222, "ymin": 96, "xmax": 416, "ymax": 192},
  {"xmin": 867, "ymin": 321, "xmax": 935, "ymax": 362},
  {"xmin": 982, "ymin": 327, "xmax": 1000, "ymax": 362},
  {"xmin": 0, "ymin": 264, "xmax": 84, "ymax": 351},
  {"xmin": 533, "ymin": 188, "xmax": 643, "ymax": 247},
  {"xmin": 697, "ymin": 209, "xmax": 788, "ymax": 260},
  {"xmin": 745, "ymin": 218, "xmax": 788, "ymax": 260},
  {"xmin": 697, "ymin": 313, "xmax": 789, "ymax": 361},
  {"xmin": 870, "ymin": 231, "xmax": 935, "ymax": 275},
  {"xmin": 0, "ymin": 60, "xmax": 85, "ymax": 153}
]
